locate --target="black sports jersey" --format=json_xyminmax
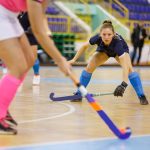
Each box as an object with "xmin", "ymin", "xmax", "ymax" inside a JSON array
[{"xmin": 89, "ymin": 34, "xmax": 129, "ymax": 57}]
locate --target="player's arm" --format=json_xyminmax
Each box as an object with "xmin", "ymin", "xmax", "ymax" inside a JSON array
[
  {"xmin": 114, "ymin": 53, "xmax": 129, "ymax": 97},
  {"xmin": 42, "ymin": 1, "xmax": 52, "ymax": 36},
  {"xmin": 26, "ymin": 0, "xmax": 71, "ymax": 75},
  {"xmin": 69, "ymin": 41, "xmax": 90, "ymax": 64},
  {"xmin": 69, "ymin": 34, "xmax": 99, "ymax": 64},
  {"xmin": 26, "ymin": 0, "xmax": 61, "ymax": 62},
  {"xmin": 118, "ymin": 53, "xmax": 129, "ymax": 83}
]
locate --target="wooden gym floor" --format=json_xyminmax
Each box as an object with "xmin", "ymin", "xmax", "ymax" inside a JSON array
[{"xmin": 0, "ymin": 66, "xmax": 150, "ymax": 150}]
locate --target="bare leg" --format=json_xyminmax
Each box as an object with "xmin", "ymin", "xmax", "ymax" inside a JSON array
[
  {"xmin": 86, "ymin": 52, "xmax": 109, "ymax": 73},
  {"xmin": 0, "ymin": 34, "xmax": 36, "ymax": 134}
]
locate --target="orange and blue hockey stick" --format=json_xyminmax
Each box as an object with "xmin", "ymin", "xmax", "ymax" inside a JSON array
[
  {"xmin": 74, "ymin": 84, "xmax": 131, "ymax": 140},
  {"xmin": 84, "ymin": 92, "xmax": 131, "ymax": 139},
  {"xmin": 57, "ymin": 71, "xmax": 132, "ymax": 140}
]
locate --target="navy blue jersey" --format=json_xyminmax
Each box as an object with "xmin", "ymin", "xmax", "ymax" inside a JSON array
[
  {"xmin": 18, "ymin": 12, "xmax": 30, "ymax": 31},
  {"xmin": 89, "ymin": 34, "xmax": 129, "ymax": 57},
  {"xmin": 18, "ymin": 12, "xmax": 39, "ymax": 45}
]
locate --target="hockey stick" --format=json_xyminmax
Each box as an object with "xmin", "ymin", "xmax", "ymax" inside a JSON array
[
  {"xmin": 49, "ymin": 92, "xmax": 114, "ymax": 101},
  {"xmin": 67, "ymin": 71, "xmax": 131, "ymax": 140}
]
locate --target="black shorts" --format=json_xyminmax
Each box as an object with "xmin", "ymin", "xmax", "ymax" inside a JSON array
[
  {"xmin": 96, "ymin": 50, "xmax": 117, "ymax": 57},
  {"xmin": 26, "ymin": 33, "xmax": 38, "ymax": 46},
  {"xmin": 96, "ymin": 49, "xmax": 129, "ymax": 58}
]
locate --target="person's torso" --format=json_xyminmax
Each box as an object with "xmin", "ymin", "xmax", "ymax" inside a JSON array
[
  {"xmin": 0, "ymin": 0, "xmax": 45, "ymax": 12},
  {"xmin": 0, "ymin": 0, "xmax": 27, "ymax": 12},
  {"xmin": 89, "ymin": 33, "xmax": 129, "ymax": 57}
]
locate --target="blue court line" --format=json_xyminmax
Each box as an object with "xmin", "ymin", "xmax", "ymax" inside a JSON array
[
  {"xmin": 40, "ymin": 66, "xmax": 150, "ymax": 70},
  {"xmin": 1, "ymin": 135, "xmax": 150, "ymax": 150},
  {"xmin": 41, "ymin": 77, "xmax": 150, "ymax": 86}
]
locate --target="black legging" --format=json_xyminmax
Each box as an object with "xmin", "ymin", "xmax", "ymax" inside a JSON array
[{"xmin": 131, "ymin": 46, "xmax": 143, "ymax": 64}]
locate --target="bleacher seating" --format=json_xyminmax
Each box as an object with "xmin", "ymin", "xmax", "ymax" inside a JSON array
[
  {"xmin": 53, "ymin": 33, "xmax": 76, "ymax": 60},
  {"xmin": 119, "ymin": 0, "xmax": 148, "ymax": 5},
  {"xmin": 119, "ymin": 0, "xmax": 150, "ymax": 20},
  {"xmin": 46, "ymin": 6, "xmax": 60, "ymax": 15}
]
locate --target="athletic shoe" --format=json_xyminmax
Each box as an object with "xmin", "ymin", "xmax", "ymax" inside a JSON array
[
  {"xmin": 5, "ymin": 111, "xmax": 18, "ymax": 126},
  {"xmin": 32, "ymin": 75, "xmax": 40, "ymax": 85},
  {"xmin": 139, "ymin": 95, "xmax": 149, "ymax": 105},
  {"xmin": 0, "ymin": 118, "xmax": 17, "ymax": 135},
  {"xmin": 70, "ymin": 92, "xmax": 82, "ymax": 102}
]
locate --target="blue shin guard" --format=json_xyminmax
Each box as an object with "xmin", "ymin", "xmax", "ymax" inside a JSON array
[
  {"xmin": 76, "ymin": 70, "xmax": 92, "ymax": 95},
  {"xmin": 33, "ymin": 59, "xmax": 40, "ymax": 75},
  {"xmin": 128, "ymin": 72, "xmax": 144, "ymax": 97}
]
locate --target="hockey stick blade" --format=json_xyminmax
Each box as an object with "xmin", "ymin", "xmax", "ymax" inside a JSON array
[
  {"xmin": 49, "ymin": 92, "xmax": 114, "ymax": 101},
  {"xmin": 98, "ymin": 110, "xmax": 131, "ymax": 139},
  {"xmin": 49, "ymin": 92, "xmax": 82, "ymax": 101}
]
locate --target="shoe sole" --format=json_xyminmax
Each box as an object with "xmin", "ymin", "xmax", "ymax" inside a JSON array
[{"xmin": 0, "ymin": 130, "xmax": 17, "ymax": 135}]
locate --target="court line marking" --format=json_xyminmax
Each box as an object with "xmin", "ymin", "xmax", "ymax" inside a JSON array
[
  {"xmin": 1, "ymin": 134, "xmax": 150, "ymax": 149},
  {"xmin": 41, "ymin": 77, "xmax": 150, "ymax": 86},
  {"xmin": 2, "ymin": 66, "xmax": 149, "ymax": 148},
  {"xmin": 18, "ymin": 102, "xmax": 75, "ymax": 124}
]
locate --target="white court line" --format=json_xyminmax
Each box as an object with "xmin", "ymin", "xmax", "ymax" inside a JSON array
[{"xmin": 18, "ymin": 102, "xmax": 75, "ymax": 124}]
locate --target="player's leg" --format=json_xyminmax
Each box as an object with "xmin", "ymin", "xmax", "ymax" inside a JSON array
[
  {"xmin": 71, "ymin": 52, "xmax": 109, "ymax": 102},
  {"xmin": 131, "ymin": 45, "xmax": 138, "ymax": 65},
  {"xmin": 32, "ymin": 45, "xmax": 40, "ymax": 85},
  {"xmin": 19, "ymin": 34, "xmax": 36, "ymax": 76},
  {"xmin": 116, "ymin": 54, "xmax": 148, "ymax": 105},
  {"xmin": 7, "ymin": 34, "xmax": 36, "ymax": 127},
  {"xmin": 81, "ymin": 52, "xmax": 109, "ymax": 88},
  {"xmin": 0, "ymin": 7, "xmax": 36, "ymax": 134},
  {"xmin": 25, "ymin": 33, "xmax": 40, "ymax": 85},
  {"xmin": 137, "ymin": 46, "xmax": 142, "ymax": 64},
  {"xmin": 33, "ymin": 59, "xmax": 40, "ymax": 85},
  {"xmin": 126, "ymin": 54, "xmax": 148, "ymax": 105},
  {"xmin": 0, "ymin": 37, "xmax": 29, "ymax": 134}
]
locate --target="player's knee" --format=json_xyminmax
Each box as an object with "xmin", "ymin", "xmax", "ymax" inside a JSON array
[
  {"xmin": 9, "ymin": 62, "xmax": 28, "ymax": 78},
  {"xmin": 85, "ymin": 67, "xmax": 94, "ymax": 73}
]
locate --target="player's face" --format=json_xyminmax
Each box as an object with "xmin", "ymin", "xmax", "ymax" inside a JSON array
[{"xmin": 100, "ymin": 28, "xmax": 114, "ymax": 45}]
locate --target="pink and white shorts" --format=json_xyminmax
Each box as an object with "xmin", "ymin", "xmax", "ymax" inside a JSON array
[{"xmin": 0, "ymin": 5, "xmax": 24, "ymax": 41}]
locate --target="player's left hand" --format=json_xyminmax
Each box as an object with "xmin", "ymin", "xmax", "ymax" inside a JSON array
[{"xmin": 114, "ymin": 81, "xmax": 128, "ymax": 97}]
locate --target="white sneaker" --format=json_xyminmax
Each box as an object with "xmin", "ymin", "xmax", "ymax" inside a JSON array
[{"xmin": 32, "ymin": 75, "xmax": 40, "ymax": 85}]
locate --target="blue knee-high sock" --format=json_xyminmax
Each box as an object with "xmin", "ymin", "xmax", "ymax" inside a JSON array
[
  {"xmin": 33, "ymin": 59, "xmax": 40, "ymax": 75},
  {"xmin": 77, "ymin": 70, "xmax": 92, "ymax": 94},
  {"xmin": 128, "ymin": 72, "xmax": 144, "ymax": 97}
]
